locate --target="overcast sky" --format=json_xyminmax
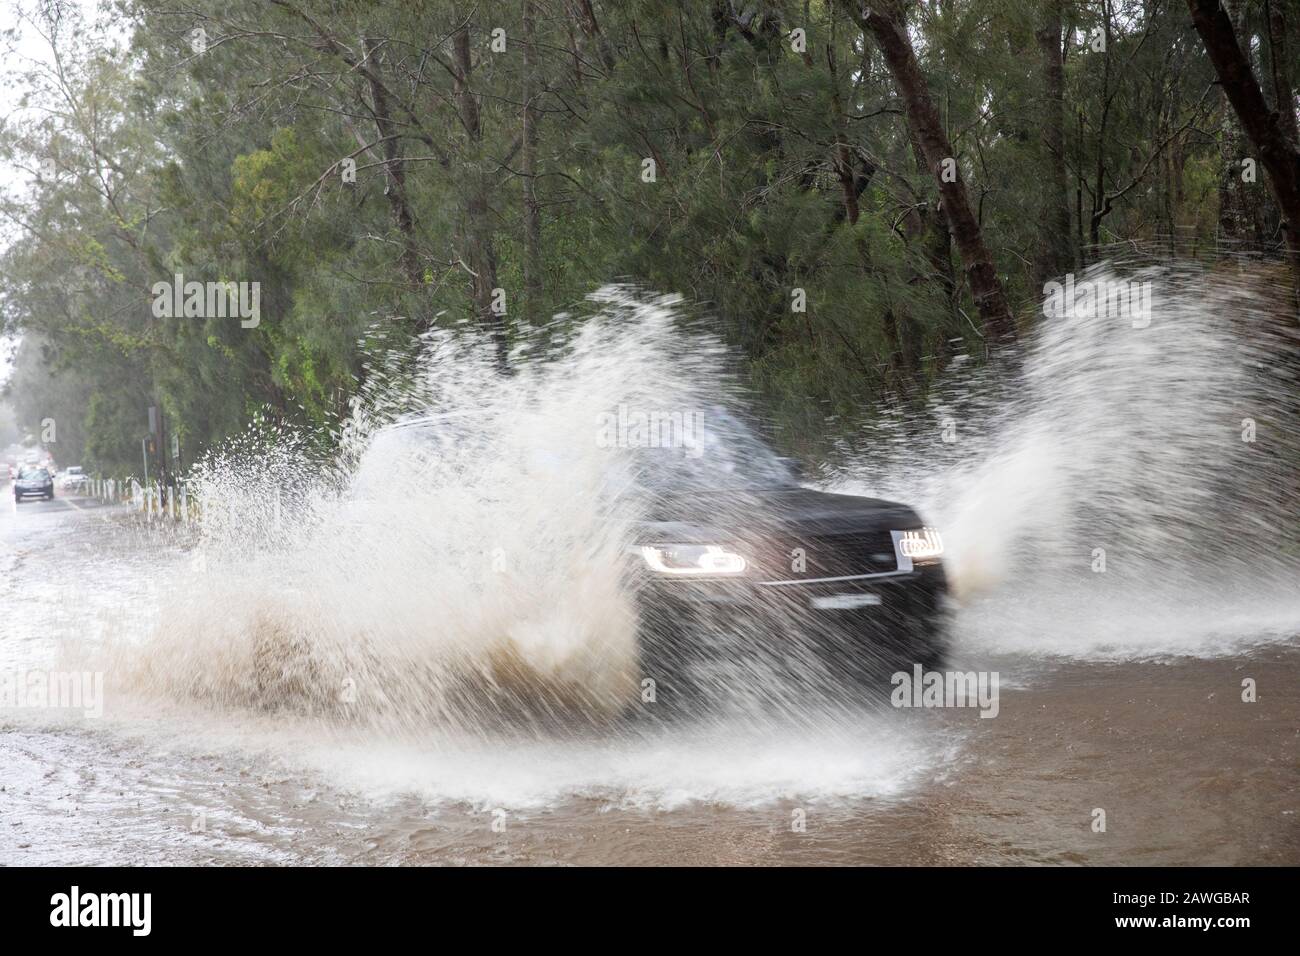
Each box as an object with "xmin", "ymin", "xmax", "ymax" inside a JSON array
[{"xmin": 0, "ymin": 0, "xmax": 110, "ymax": 384}]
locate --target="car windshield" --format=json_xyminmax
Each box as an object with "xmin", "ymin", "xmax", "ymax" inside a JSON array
[
  {"xmin": 376, "ymin": 406, "xmax": 798, "ymax": 493},
  {"xmin": 628, "ymin": 407, "xmax": 797, "ymax": 492},
  {"xmin": 19, "ymin": 467, "xmax": 49, "ymax": 480}
]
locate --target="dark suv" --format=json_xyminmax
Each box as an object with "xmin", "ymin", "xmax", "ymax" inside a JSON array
[
  {"xmin": 378, "ymin": 408, "xmax": 949, "ymax": 710},
  {"xmin": 628, "ymin": 425, "xmax": 949, "ymax": 706}
]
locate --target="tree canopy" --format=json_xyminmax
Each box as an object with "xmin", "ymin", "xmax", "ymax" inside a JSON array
[{"xmin": 1, "ymin": 0, "xmax": 1296, "ymax": 473}]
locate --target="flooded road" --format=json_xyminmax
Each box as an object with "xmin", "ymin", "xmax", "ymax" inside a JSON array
[{"xmin": 2, "ymin": 492, "xmax": 1296, "ymax": 866}]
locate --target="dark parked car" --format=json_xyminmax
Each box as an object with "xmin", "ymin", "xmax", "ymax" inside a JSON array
[{"xmin": 13, "ymin": 465, "xmax": 55, "ymax": 502}]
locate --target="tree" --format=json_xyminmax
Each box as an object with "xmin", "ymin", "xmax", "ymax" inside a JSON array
[
  {"xmin": 451, "ymin": 19, "xmax": 508, "ymax": 368},
  {"xmin": 4, "ymin": 0, "xmax": 1293, "ymax": 474},
  {"xmin": 843, "ymin": 0, "xmax": 1018, "ymax": 343},
  {"xmin": 1035, "ymin": 0, "xmax": 1071, "ymax": 286},
  {"xmin": 522, "ymin": 0, "xmax": 544, "ymax": 326},
  {"xmin": 1187, "ymin": 0, "xmax": 1300, "ymax": 303}
]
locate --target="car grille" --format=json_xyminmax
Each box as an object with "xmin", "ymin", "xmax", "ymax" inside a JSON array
[{"xmin": 752, "ymin": 529, "xmax": 898, "ymax": 581}]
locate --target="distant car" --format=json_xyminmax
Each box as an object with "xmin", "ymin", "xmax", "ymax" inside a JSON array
[
  {"xmin": 59, "ymin": 466, "xmax": 88, "ymax": 491},
  {"xmin": 13, "ymin": 466, "xmax": 55, "ymax": 502}
]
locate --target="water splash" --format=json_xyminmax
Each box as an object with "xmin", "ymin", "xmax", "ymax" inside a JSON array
[
  {"xmin": 106, "ymin": 290, "xmax": 777, "ymax": 731},
  {"xmin": 59, "ymin": 267, "xmax": 1300, "ymax": 813},
  {"xmin": 101, "ymin": 267, "xmax": 1300, "ymax": 727},
  {"xmin": 834, "ymin": 261, "xmax": 1300, "ymax": 659}
]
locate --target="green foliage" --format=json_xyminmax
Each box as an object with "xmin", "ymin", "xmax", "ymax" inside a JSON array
[{"xmin": 0, "ymin": 0, "xmax": 1286, "ymax": 466}]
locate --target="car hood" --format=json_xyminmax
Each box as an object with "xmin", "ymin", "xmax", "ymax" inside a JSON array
[{"xmin": 635, "ymin": 486, "xmax": 923, "ymax": 542}]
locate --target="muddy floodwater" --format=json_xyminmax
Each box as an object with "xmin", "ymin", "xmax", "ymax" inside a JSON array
[{"xmin": 2, "ymin": 495, "xmax": 1296, "ymax": 866}]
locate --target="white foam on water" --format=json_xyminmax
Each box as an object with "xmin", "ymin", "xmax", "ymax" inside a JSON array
[{"xmin": 287, "ymin": 717, "xmax": 948, "ymax": 811}]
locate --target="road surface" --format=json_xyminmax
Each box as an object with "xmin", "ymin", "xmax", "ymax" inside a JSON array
[{"xmin": 1, "ymin": 486, "xmax": 1296, "ymax": 865}]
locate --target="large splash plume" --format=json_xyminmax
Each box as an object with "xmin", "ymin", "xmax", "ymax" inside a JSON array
[
  {"xmin": 105, "ymin": 290, "xmax": 759, "ymax": 731},
  {"xmin": 97, "ymin": 265, "xmax": 1300, "ymax": 734},
  {"xmin": 834, "ymin": 260, "xmax": 1300, "ymax": 658}
]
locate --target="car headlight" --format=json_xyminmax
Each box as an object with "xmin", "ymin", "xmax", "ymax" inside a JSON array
[
  {"xmin": 639, "ymin": 543, "xmax": 748, "ymax": 576},
  {"xmin": 896, "ymin": 527, "xmax": 944, "ymax": 563}
]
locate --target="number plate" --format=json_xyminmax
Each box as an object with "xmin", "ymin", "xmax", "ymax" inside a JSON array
[{"xmin": 810, "ymin": 593, "xmax": 882, "ymax": 610}]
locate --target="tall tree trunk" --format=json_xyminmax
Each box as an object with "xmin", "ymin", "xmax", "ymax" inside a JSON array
[
  {"xmin": 522, "ymin": 0, "xmax": 543, "ymax": 326},
  {"xmin": 362, "ymin": 37, "xmax": 423, "ymax": 296},
  {"xmin": 905, "ymin": 129, "xmax": 958, "ymax": 321},
  {"xmin": 1034, "ymin": 0, "xmax": 1071, "ymax": 289},
  {"xmin": 452, "ymin": 23, "xmax": 508, "ymax": 368},
  {"xmin": 827, "ymin": 26, "xmax": 915, "ymax": 379},
  {"xmin": 1076, "ymin": 110, "xmax": 1087, "ymax": 264},
  {"xmin": 1265, "ymin": 0, "xmax": 1299, "ymax": 148},
  {"xmin": 845, "ymin": 0, "xmax": 1017, "ymax": 342},
  {"xmin": 568, "ymin": 0, "xmax": 616, "ymax": 73},
  {"xmin": 1090, "ymin": 0, "xmax": 1113, "ymax": 251},
  {"xmin": 1188, "ymin": 0, "xmax": 1300, "ymax": 305},
  {"xmin": 1215, "ymin": 1, "xmax": 1256, "ymax": 243},
  {"xmin": 825, "ymin": 23, "xmax": 863, "ymax": 227}
]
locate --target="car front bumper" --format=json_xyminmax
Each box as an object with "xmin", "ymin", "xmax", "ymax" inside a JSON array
[{"xmin": 633, "ymin": 563, "xmax": 950, "ymax": 672}]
